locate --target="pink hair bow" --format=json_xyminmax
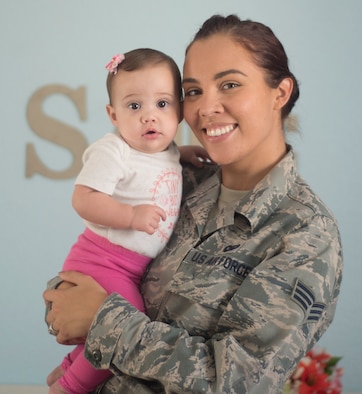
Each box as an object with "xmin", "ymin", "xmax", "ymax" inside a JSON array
[{"xmin": 105, "ymin": 54, "xmax": 125, "ymax": 75}]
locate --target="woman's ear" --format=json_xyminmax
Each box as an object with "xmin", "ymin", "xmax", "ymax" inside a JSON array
[
  {"xmin": 106, "ymin": 104, "xmax": 117, "ymax": 127},
  {"xmin": 274, "ymin": 77, "xmax": 293, "ymax": 110}
]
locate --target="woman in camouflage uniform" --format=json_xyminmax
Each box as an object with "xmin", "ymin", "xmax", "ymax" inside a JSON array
[{"xmin": 44, "ymin": 14, "xmax": 343, "ymax": 394}]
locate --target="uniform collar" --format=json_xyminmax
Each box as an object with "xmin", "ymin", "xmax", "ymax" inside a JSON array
[
  {"xmin": 185, "ymin": 145, "xmax": 297, "ymax": 235},
  {"xmin": 236, "ymin": 146, "xmax": 297, "ymax": 232}
]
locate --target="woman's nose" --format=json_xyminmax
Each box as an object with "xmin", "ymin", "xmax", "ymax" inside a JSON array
[{"xmin": 198, "ymin": 94, "xmax": 223, "ymax": 117}]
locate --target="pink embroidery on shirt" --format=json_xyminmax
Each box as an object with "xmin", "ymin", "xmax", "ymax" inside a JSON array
[{"xmin": 149, "ymin": 168, "xmax": 181, "ymax": 241}]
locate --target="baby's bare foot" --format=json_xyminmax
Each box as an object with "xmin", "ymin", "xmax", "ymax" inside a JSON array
[
  {"xmin": 48, "ymin": 379, "xmax": 68, "ymax": 394},
  {"xmin": 47, "ymin": 365, "xmax": 64, "ymax": 387}
]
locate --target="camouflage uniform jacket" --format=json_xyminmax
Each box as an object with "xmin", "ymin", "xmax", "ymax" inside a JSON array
[{"xmin": 85, "ymin": 147, "xmax": 343, "ymax": 394}]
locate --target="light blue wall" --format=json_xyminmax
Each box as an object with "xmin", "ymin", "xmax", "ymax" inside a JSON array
[{"xmin": 1, "ymin": 0, "xmax": 361, "ymax": 390}]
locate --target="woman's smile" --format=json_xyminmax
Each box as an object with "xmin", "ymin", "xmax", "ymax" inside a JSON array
[{"xmin": 203, "ymin": 124, "xmax": 237, "ymax": 137}]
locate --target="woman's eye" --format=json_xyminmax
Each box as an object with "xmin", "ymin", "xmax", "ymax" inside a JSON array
[
  {"xmin": 157, "ymin": 100, "xmax": 168, "ymax": 108},
  {"xmin": 129, "ymin": 102, "xmax": 140, "ymax": 110},
  {"xmin": 184, "ymin": 88, "xmax": 201, "ymax": 97},
  {"xmin": 222, "ymin": 82, "xmax": 240, "ymax": 90}
]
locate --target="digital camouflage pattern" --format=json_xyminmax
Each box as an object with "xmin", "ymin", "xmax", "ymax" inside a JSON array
[{"xmin": 84, "ymin": 147, "xmax": 343, "ymax": 393}]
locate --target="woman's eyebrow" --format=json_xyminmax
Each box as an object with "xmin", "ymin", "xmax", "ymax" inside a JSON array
[
  {"xmin": 182, "ymin": 77, "xmax": 198, "ymax": 84},
  {"xmin": 183, "ymin": 69, "xmax": 247, "ymax": 84},
  {"xmin": 215, "ymin": 69, "xmax": 247, "ymax": 79}
]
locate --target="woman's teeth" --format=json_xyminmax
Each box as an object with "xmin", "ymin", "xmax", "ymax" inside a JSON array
[{"xmin": 206, "ymin": 124, "xmax": 235, "ymax": 137}]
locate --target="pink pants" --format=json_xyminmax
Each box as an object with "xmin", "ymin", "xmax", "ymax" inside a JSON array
[{"xmin": 58, "ymin": 228, "xmax": 151, "ymax": 394}]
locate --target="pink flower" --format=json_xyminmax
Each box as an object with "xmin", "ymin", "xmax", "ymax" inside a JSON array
[
  {"xmin": 329, "ymin": 367, "xmax": 344, "ymax": 393},
  {"xmin": 105, "ymin": 53, "xmax": 125, "ymax": 75}
]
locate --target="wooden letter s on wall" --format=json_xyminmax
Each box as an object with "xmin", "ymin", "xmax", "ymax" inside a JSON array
[{"xmin": 25, "ymin": 84, "xmax": 88, "ymax": 179}]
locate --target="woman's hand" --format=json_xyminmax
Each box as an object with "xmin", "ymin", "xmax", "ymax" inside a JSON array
[
  {"xmin": 179, "ymin": 145, "xmax": 214, "ymax": 168},
  {"xmin": 43, "ymin": 271, "xmax": 108, "ymax": 345}
]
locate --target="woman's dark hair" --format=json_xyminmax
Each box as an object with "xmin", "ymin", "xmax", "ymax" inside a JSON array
[
  {"xmin": 106, "ymin": 48, "xmax": 182, "ymax": 105},
  {"xmin": 186, "ymin": 14, "xmax": 299, "ymax": 119}
]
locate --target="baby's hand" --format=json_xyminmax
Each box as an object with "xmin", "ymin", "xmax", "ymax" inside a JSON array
[{"xmin": 131, "ymin": 204, "xmax": 166, "ymax": 234}]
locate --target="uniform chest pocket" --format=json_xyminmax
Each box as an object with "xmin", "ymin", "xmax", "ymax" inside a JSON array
[{"xmin": 161, "ymin": 252, "xmax": 252, "ymax": 337}]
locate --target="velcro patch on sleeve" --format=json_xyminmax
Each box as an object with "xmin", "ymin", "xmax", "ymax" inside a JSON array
[
  {"xmin": 291, "ymin": 279, "xmax": 325, "ymax": 323},
  {"xmin": 308, "ymin": 302, "xmax": 325, "ymax": 322}
]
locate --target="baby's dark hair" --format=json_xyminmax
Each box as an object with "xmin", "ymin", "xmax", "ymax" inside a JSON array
[
  {"xmin": 106, "ymin": 48, "xmax": 182, "ymax": 105},
  {"xmin": 186, "ymin": 14, "xmax": 299, "ymax": 119}
]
